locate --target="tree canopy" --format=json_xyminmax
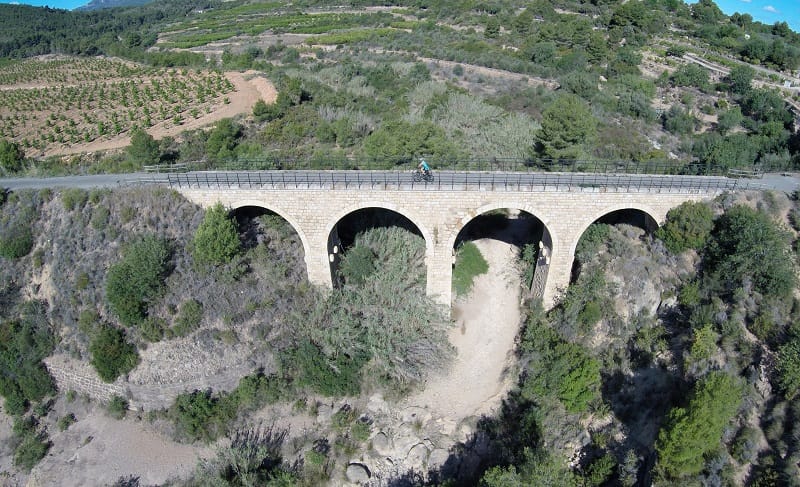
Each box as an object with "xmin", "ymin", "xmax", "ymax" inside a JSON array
[
  {"xmin": 0, "ymin": 139, "xmax": 24, "ymax": 174},
  {"xmin": 705, "ymin": 205, "xmax": 796, "ymax": 299},
  {"xmin": 656, "ymin": 371, "xmax": 743, "ymax": 479},
  {"xmin": 191, "ymin": 203, "xmax": 240, "ymax": 267},
  {"xmin": 127, "ymin": 128, "xmax": 159, "ymax": 165},
  {"xmin": 105, "ymin": 234, "xmax": 170, "ymax": 327},
  {"xmin": 535, "ymin": 94, "xmax": 597, "ymax": 159}
]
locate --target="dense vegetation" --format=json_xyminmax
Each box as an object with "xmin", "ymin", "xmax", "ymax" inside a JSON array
[
  {"xmin": 0, "ymin": 187, "xmax": 450, "ymax": 479},
  {"xmin": 2, "ymin": 0, "xmax": 800, "ymax": 483},
  {"xmin": 457, "ymin": 192, "xmax": 800, "ymax": 486},
  {"xmin": 0, "ymin": 0, "xmax": 798, "ymax": 172}
]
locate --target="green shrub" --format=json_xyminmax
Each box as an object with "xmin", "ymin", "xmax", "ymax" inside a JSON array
[
  {"xmin": 89, "ymin": 325, "xmax": 139, "ymax": 383},
  {"xmin": 656, "ymin": 371, "xmax": 743, "ymax": 479},
  {"xmin": 170, "ymin": 372, "xmax": 289, "ymax": 444},
  {"xmin": 57, "ymin": 413, "xmax": 77, "ymax": 431},
  {"xmin": 172, "ymin": 299, "xmax": 203, "ymax": 337},
  {"xmin": 730, "ymin": 427, "xmax": 760, "ymax": 464},
  {"xmin": 678, "ymin": 280, "xmax": 701, "ymax": 308},
  {"xmin": 583, "ymin": 452, "xmax": 616, "ymax": 487},
  {"xmin": 0, "ymin": 383, "xmax": 28, "ymax": 416},
  {"xmin": 363, "ymin": 120, "xmax": 460, "ymax": 163},
  {"xmin": 536, "ymin": 93, "xmax": 597, "ymax": 159},
  {"xmin": 750, "ymin": 313, "xmax": 780, "ymax": 345},
  {"xmin": 90, "ymin": 205, "xmax": 110, "ymax": 231},
  {"xmin": 120, "ymin": 206, "xmax": 136, "ymax": 224},
  {"xmin": 31, "ymin": 248, "xmax": 44, "ymax": 268},
  {"xmin": 520, "ymin": 243, "xmax": 538, "ymax": 289},
  {"xmin": 0, "ymin": 224, "xmax": 33, "ymax": 259},
  {"xmin": 107, "ymin": 395, "xmax": 129, "ymax": 419},
  {"xmin": 575, "ymin": 224, "xmax": 610, "ymax": 262},
  {"xmin": 338, "ymin": 244, "xmax": 376, "ymax": 286},
  {"xmin": 172, "ymin": 389, "xmax": 237, "ymax": 443},
  {"xmin": 663, "ymin": 105, "xmax": 697, "ymax": 135},
  {"xmin": 106, "ymin": 235, "xmax": 170, "ymax": 327},
  {"xmin": 705, "ymin": 205, "xmax": 795, "ymax": 299},
  {"xmin": 13, "ymin": 430, "xmax": 50, "ymax": 472},
  {"xmin": 0, "ymin": 139, "xmax": 23, "ymax": 173},
  {"xmin": 351, "ymin": 421, "xmax": 370, "ymax": 442},
  {"xmin": 61, "ymin": 188, "xmax": 88, "ymax": 211},
  {"xmin": 127, "ymin": 128, "xmax": 159, "ymax": 165},
  {"xmin": 282, "ymin": 341, "xmax": 366, "ymax": 397},
  {"xmin": 453, "ymin": 241, "xmax": 489, "ymax": 296},
  {"xmin": 520, "ymin": 318, "xmax": 602, "ymax": 413},
  {"xmin": 578, "ymin": 301, "xmax": 603, "ymax": 328},
  {"xmin": 140, "ymin": 317, "xmax": 166, "ymax": 342},
  {"xmin": 776, "ymin": 336, "xmax": 800, "ymax": 399},
  {"xmin": 0, "ymin": 309, "xmax": 57, "ymax": 416},
  {"xmin": 233, "ymin": 372, "xmax": 288, "ymax": 410},
  {"xmin": 687, "ymin": 324, "xmax": 719, "ymax": 363},
  {"xmin": 656, "ymin": 201, "xmax": 714, "ymax": 253},
  {"xmin": 191, "ymin": 203, "xmax": 240, "ymax": 267}
]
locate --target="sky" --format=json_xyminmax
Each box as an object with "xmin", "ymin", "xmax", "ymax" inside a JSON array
[
  {"xmin": 0, "ymin": 0, "xmax": 86, "ymax": 9},
  {"xmin": 0, "ymin": 0, "xmax": 797, "ymax": 33},
  {"xmin": 709, "ymin": 0, "xmax": 800, "ymax": 32}
]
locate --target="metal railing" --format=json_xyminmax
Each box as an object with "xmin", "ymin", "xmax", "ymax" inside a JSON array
[
  {"xmin": 201, "ymin": 157, "xmax": 745, "ymax": 176},
  {"xmin": 159, "ymin": 170, "xmax": 761, "ymax": 193}
]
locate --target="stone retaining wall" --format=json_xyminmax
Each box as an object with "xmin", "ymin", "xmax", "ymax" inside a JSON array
[{"xmin": 45, "ymin": 354, "xmax": 254, "ymax": 411}]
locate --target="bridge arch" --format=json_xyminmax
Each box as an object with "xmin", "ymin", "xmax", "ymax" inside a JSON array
[
  {"xmin": 448, "ymin": 202, "xmax": 558, "ymax": 299},
  {"xmin": 324, "ymin": 202, "xmax": 434, "ymax": 255},
  {"xmin": 447, "ymin": 202, "xmax": 559, "ymax": 252},
  {"xmin": 226, "ymin": 199, "xmax": 312, "ymax": 260},
  {"xmin": 323, "ymin": 202, "xmax": 435, "ymax": 287},
  {"xmin": 570, "ymin": 204, "xmax": 662, "ymax": 259}
]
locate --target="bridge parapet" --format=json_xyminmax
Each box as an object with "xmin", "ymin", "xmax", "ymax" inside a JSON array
[{"xmin": 163, "ymin": 170, "xmax": 756, "ymax": 194}]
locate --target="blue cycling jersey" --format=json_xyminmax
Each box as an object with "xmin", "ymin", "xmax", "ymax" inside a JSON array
[{"xmin": 420, "ymin": 160, "xmax": 430, "ymax": 171}]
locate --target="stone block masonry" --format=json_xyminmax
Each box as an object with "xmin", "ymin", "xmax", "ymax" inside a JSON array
[{"xmin": 177, "ymin": 188, "xmax": 715, "ymax": 308}]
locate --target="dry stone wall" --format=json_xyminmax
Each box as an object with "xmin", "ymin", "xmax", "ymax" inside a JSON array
[{"xmin": 44, "ymin": 354, "xmax": 252, "ymax": 411}]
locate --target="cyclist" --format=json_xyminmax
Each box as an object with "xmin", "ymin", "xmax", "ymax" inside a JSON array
[{"xmin": 418, "ymin": 157, "xmax": 431, "ymax": 176}]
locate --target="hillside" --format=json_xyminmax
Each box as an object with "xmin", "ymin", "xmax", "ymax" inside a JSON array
[
  {"xmin": 0, "ymin": 0, "xmax": 798, "ymax": 174},
  {"xmin": 76, "ymin": 0, "xmax": 153, "ymax": 11},
  {"xmin": 1, "ymin": 184, "xmax": 799, "ymax": 486},
  {"xmin": 1, "ymin": 1, "xmax": 800, "ymax": 486}
]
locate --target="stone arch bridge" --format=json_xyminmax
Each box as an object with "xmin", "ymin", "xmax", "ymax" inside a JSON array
[{"xmin": 169, "ymin": 170, "xmax": 740, "ymax": 307}]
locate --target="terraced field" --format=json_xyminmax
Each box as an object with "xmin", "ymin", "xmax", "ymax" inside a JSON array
[{"xmin": 0, "ymin": 57, "xmax": 242, "ymax": 156}]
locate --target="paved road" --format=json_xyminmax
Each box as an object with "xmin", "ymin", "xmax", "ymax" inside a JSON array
[{"xmin": 1, "ymin": 170, "xmax": 798, "ymax": 194}]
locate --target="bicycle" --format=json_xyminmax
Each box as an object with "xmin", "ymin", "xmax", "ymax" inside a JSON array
[{"xmin": 412, "ymin": 169, "xmax": 434, "ymax": 183}]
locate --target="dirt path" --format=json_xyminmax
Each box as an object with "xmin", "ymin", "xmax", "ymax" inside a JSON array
[
  {"xmin": 402, "ymin": 238, "xmax": 521, "ymax": 419},
  {"xmin": 43, "ymin": 71, "xmax": 277, "ymax": 157},
  {"xmin": 28, "ymin": 408, "xmax": 213, "ymax": 487}
]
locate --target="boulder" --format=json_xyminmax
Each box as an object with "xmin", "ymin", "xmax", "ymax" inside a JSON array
[
  {"xmin": 406, "ymin": 442, "xmax": 430, "ymax": 466},
  {"xmin": 346, "ymin": 463, "xmax": 371, "ymax": 483},
  {"xmin": 372, "ymin": 431, "xmax": 392, "ymax": 456}
]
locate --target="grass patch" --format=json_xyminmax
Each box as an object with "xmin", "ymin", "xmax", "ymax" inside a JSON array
[{"xmin": 453, "ymin": 241, "xmax": 488, "ymax": 296}]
